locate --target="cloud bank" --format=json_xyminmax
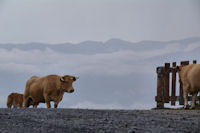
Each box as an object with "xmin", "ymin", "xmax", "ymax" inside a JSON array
[{"xmin": 0, "ymin": 37, "xmax": 199, "ymax": 109}]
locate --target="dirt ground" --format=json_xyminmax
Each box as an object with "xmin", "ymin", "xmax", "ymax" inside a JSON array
[{"xmin": 0, "ymin": 108, "xmax": 199, "ymax": 133}]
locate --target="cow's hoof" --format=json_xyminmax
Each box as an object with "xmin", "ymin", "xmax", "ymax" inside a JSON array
[
  {"xmin": 189, "ymin": 106, "xmax": 195, "ymax": 110},
  {"xmin": 184, "ymin": 105, "xmax": 189, "ymax": 109}
]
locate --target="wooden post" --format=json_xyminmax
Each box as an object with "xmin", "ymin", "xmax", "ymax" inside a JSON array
[
  {"xmin": 156, "ymin": 67, "xmax": 165, "ymax": 108},
  {"xmin": 179, "ymin": 61, "xmax": 189, "ymax": 105},
  {"xmin": 164, "ymin": 63, "xmax": 170, "ymax": 103},
  {"xmin": 171, "ymin": 62, "xmax": 176, "ymax": 105}
]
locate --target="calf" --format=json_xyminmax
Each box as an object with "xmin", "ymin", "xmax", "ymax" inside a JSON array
[{"xmin": 7, "ymin": 93, "xmax": 24, "ymax": 108}]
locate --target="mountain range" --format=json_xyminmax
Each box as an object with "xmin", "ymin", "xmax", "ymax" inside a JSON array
[{"xmin": 1, "ymin": 37, "xmax": 200, "ymax": 55}]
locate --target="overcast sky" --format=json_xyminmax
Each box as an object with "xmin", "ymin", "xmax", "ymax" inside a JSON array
[{"xmin": 0, "ymin": 0, "xmax": 200, "ymax": 44}]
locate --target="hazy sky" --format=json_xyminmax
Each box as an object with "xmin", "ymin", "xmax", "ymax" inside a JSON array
[
  {"xmin": 0, "ymin": 0, "xmax": 200, "ymax": 43},
  {"xmin": 0, "ymin": 0, "xmax": 200, "ymax": 109}
]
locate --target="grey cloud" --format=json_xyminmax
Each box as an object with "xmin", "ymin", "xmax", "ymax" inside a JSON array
[
  {"xmin": 0, "ymin": 37, "xmax": 199, "ymax": 76},
  {"xmin": 0, "ymin": 38, "xmax": 199, "ymax": 77}
]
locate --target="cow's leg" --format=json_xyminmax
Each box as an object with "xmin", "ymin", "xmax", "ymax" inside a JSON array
[
  {"xmin": 33, "ymin": 104, "xmax": 38, "ymax": 108},
  {"xmin": 190, "ymin": 92, "xmax": 197, "ymax": 109},
  {"xmin": 17, "ymin": 104, "xmax": 20, "ymax": 108},
  {"xmin": 183, "ymin": 88, "xmax": 189, "ymax": 109},
  {"xmin": 33, "ymin": 103, "xmax": 38, "ymax": 108},
  {"xmin": 54, "ymin": 101, "xmax": 59, "ymax": 108},
  {"xmin": 7, "ymin": 104, "xmax": 12, "ymax": 108},
  {"xmin": 23, "ymin": 98, "xmax": 29, "ymax": 108},
  {"xmin": 44, "ymin": 95, "xmax": 51, "ymax": 108},
  {"xmin": 19, "ymin": 103, "xmax": 23, "ymax": 108},
  {"xmin": 46, "ymin": 101, "xmax": 51, "ymax": 108},
  {"xmin": 7, "ymin": 98, "xmax": 12, "ymax": 108}
]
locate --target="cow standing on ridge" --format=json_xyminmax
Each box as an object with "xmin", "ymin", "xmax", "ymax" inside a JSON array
[
  {"xmin": 23, "ymin": 75, "xmax": 78, "ymax": 108},
  {"xmin": 177, "ymin": 64, "xmax": 200, "ymax": 109}
]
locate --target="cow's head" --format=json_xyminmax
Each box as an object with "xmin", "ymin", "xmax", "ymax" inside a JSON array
[{"xmin": 60, "ymin": 75, "xmax": 79, "ymax": 93}]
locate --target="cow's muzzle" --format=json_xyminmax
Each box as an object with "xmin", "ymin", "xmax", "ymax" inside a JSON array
[
  {"xmin": 73, "ymin": 76, "xmax": 79, "ymax": 81},
  {"xmin": 70, "ymin": 90, "xmax": 74, "ymax": 93}
]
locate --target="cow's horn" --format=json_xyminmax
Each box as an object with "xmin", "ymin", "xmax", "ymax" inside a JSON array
[{"xmin": 60, "ymin": 77, "xmax": 65, "ymax": 82}]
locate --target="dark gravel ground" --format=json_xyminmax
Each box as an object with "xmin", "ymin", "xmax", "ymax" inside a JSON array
[{"xmin": 0, "ymin": 108, "xmax": 199, "ymax": 133}]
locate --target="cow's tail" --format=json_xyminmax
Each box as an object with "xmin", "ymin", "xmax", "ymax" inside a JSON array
[
  {"xmin": 23, "ymin": 86, "xmax": 28, "ymax": 107},
  {"xmin": 23, "ymin": 76, "xmax": 39, "ymax": 107},
  {"xmin": 24, "ymin": 80, "xmax": 30, "ymax": 98},
  {"xmin": 23, "ymin": 80, "xmax": 32, "ymax": 107}
]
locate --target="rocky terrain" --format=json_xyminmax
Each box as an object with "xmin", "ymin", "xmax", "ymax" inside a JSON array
[{"xmin": 0, "ymin": 108, "xmax": 199, "ymax": 133}]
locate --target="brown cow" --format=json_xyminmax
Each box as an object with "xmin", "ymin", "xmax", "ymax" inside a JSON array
[
  {"xmin": 7, "ymin": 93, "xmax": 24, "ymax": 108},
  {"xmin": 177, "ymin": 64, "xmax": 200, "ymax": 109},
  {"xmin": 23, "ymin": 75, "xmax": 78, "ymax": 108}
]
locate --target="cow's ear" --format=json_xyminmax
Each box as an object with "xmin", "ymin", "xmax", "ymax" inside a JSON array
[{"xmin": 60, "ymin": 77, "xmax": 65, "ymax": 82}]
